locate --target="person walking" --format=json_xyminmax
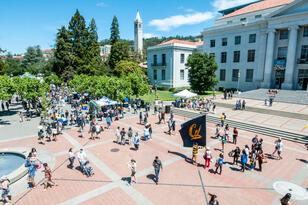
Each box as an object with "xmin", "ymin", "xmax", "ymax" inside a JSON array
[
  {"xmin": 209, "ymin": 194, "xmax": 219, "ymax": 205},
  {"xmin": 77, "ymin": 149, "xmax": 87, "ymax": 169},
  {"xmin": 204, "ymin": 147, "xmax": 212, "ymax": 169},
  {"xmin": 233, "ymin": 127, "xmax": 238, "ymax": 144},
  {"xmin": 168, "ymin": 118, "xmax": 172, "ymax": 135},
  {"xmin": 171, "ymin": 120, "xmax": 176, "ymax": 135},
  {"xmin": 28, "ymin": 161, "xmax": 37, "ymax": 188},
  {"xmin": 240, "ymin": 150, "xmax": 247, "ymax": 172},
  {"xmin": 19, "ymin": 111, "xmax": 23, "ymax": 123},
  {"xmin": 272, "ymin": 138, "xmax": 283, "ymax": 160},
  {"xmin": 133, "ymin": 132, "xmax": 140, "ymax": 151},
  {"xmin": 144, "ymin": 126, "xmax": 150, "ymax": 141},
  {"xmin": 128, "ymin": 159, "xmax": 137, "ymax": 186},
  {"xmin": 153, "ymin": 156, "xmax": 163, "ymax": 185},
  {"xmin": 220, "ymin": 134, "xmax": 226, "ymax": 152},
  {"xmin": 280, "ymin": 193, "xmax": 292, "ymax": 205},
  {"xmin": 139, "ymin": 111, "xmax": 143, "ymax": 124},
  {"xmin": 42, "ymin": 163, "xmax": 56, "ymax": 191},
  {"xmin": 258, "ymin": 150, "xmax": 264, "ymax": 172},
  {"xmin": 215, "ymin": 153, "xmax": 224, "ymax": 175},
  {"xmin": 1, "ymin": 176, "xmax": 10, "ymax": 204},
  {"xmin": 68, "ymin": 148, "xmax": 75, "ymax": 169},
  {"xmin": 149, "ymin": 124, "xmax": 153, "ymax": 140},
  {"xmin": 220, "ymin": 113, "xmax": 225, "ymax": 127}
]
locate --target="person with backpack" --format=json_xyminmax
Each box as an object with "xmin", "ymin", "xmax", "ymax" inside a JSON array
[
  {"xmin": 133, "ymin": 132, "xmax": 140, "ymax": 151},
  {"xmin": 215, "ymin": 153, "xmax": 224, "ymax": 175},
  {"xmin": 204, "ymin": 147, "xmax": 212, "ymax": 169},
  {"xmin": 152, "ymin": 156, "xmax": 163, "ymax": 185}
]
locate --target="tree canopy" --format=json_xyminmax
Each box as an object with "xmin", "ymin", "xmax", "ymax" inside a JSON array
[
  {"xmin": 110, "ymin": 16, "xmax": 120, "ymax": 45},
  {"xmin": 108, "ymin": 41, "xmax": 130, "ymax": 70},
  {"xmin": 186, "ymin": 52, "xmax": 218, "ymax": 94}
]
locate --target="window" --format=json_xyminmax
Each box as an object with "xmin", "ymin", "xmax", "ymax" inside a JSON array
[
  {"xmin": 180, "ymin": 53, "xmax": 185, "ymax": 63},
  {"xmin": 233, "ymin": 51, "xmax": 240, "ymax": 62},
  {"xmin": 255, "ymin": 14, "xmax": 262, "ymax": 19},
  {"xmin": 232, "ymin": 69, "xmax": 239, "ymax": 82},
  {"xmin": 248, "ymin": 50, "xmax": 255, "ymax": 62},
  {"xmin": 222, "ymin": 38, "xmax": 227, "ymax": 46},
  {"xmin": 240, "ymin": 18, "xmax": 246, "ymax": 22},
  {"xmin": 280, "ymin": 30, "xmax": 288, "ymax": 40},
  {"xmin": 301, "ymin": 45, "xmax": 308, "ymax": 59},
  {"xmin": 180, "ymin": 70, "xmax": 184, "ymax": 80},
  {"xmin": 278, "ymin": 47, "xmax": 288, "ymax": 59},
  {"xmin": 210, "ymin": 40, "xmax": 215, "ymax": 47},
  {"xmin": 246, "ymin": 69, "xmax": 254, "ymax": 82},
  {"xmin": 153, "ymin": 55, "xmax": 157, "ymax": 65},
  {"xmin": 162, "ymin": 54, "xmax": 166, "ymax": 65},
  {"xmin": 154, "ymin": 70, "xmax": 157, "ymax": 80},
  {"xmin": 162, "ymin": 70, "xmax": 165, "ymax": 80},
  {"xmin": 235, "ymin": 36, "xmax": 241, "ymax": 45},
  {"xmin": 304, "ymin": 27, "xmax": 308, "ymax": 37},
  {"xmin": 220, "ymin": 69, "xmax": 226, "ymax": 81},
  {"xmin": 221, "ymin": 52, "xmax": 227, "ymax": 63},
  {"xmin": 249, "ymin": 34, "xmax": 256, "ymax": 43}
]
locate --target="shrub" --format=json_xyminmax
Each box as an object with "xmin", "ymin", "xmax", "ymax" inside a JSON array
[
  {"xmin": 168, "ymin": 87, "xmax": 175, "ymax": 92},
  {"xmin": 157, "ymin": 86, "xmax": 167, "ymax": 91}
]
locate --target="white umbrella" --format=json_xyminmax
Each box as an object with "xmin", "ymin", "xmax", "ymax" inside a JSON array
[{"xmin": 173, "ymin": 89, "xmax": 197, "ymax": 98}]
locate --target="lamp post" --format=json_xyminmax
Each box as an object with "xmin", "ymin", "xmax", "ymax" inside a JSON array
[
  {"xmin": 154, "ymin": 80, "xmax": 157, "ymax": 99},
  {"xmin": 237, "ymin": 72, "xmax": 241, "ymax": 93}
]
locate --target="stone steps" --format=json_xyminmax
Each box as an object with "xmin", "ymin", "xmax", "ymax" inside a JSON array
[{"xmin": 172, "ymin": 108, "xmax": 308, "ymax": 144}]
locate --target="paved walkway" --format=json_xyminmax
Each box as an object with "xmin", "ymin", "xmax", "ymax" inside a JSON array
[{"xmin": 1, "ymin": 111, "xmax": 307, "ymax": 205}]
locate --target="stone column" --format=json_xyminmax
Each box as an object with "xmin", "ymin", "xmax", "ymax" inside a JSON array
[
  {"xmin": 282, "ymin": 25, "xmax": 298, "ymax": 90},
  {"xmin": 262, "ymin": 29, "xmax": 275, "ymax": 88}
]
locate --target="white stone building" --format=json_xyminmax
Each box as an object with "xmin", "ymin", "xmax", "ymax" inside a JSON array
[
  {"xmin": 100, "ymin": 45, "xmax": 111, "ymax": 62},
  {"xmin": 134, "ymin": 10, "xmax": 143, "ymax": 57},
  {"xmin": 202, "ymin": 0, "xmax": 308, "ymax": 90},
  {"xmin": 147, "ymin": 39, "xmax": 203, "ymax": 88}
]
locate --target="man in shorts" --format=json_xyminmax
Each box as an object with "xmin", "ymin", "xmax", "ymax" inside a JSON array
[
  {"xmin": 43, "ymin": 163, "xmax": 56, "ymax": 191},
  {"xmin": 1, "ymin": 176, "xmax": 10, "ymax": 204}
]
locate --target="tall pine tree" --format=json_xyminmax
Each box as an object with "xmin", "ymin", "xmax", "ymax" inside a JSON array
[
  {"xmin": 110, "ymin": 16, "xmax": 120, "ymax": 45},
  {"xmin": 54, "ymin": 26, "xmax": 74, "ymax": 81},
  {"xmin": 108, "ymin": 41, "xmax": 130, "ymax": 70}
]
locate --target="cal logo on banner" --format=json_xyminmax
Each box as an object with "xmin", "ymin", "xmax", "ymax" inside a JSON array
[{"xmin": 179, "ymin": 115, "xmax": 206, "ymax": 147}]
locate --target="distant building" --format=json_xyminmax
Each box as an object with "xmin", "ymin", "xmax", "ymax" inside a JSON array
[
  {"xmin": 202, "ymin": 0, "xmax": 308, "ymax": 90},
  {"xmin": 147, "ymin": 39, "xmax": 203, "ymax": 88},
  {"xmin": 100, "ymin": 45, "xmax": 111, "ymax": 62},
  {"xmin": 42, "ymin": 49, "xmax": 53, "ymax": 60},
  {"xmin": 134, "ymin": 10, "xmax": 143, "ymax": 57}
]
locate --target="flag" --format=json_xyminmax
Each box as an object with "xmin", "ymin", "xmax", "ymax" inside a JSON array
[{"xmin": 179, "ymin": 115, "xmax": 206, "ymax": 147}]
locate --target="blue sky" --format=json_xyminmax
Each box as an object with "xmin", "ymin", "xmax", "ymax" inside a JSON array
[{"xmin": 0, "ymin": 0, "xmax": 255, "ymax": 54}]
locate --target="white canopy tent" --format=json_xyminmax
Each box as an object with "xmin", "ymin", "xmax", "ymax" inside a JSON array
[
  {"xmin": 173, "ymin": 89, "xmax": 197, "ymax": 98},
  {"xmin": 96, "ymin": 97, "xmax": 118, "ymax": 106}
]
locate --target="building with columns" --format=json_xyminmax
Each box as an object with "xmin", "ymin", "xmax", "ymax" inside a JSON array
[
  {"xmin": 134, "ymin": 10, "xmax": 143, "ymax": 57},
  {"xmin": 147, "ymin": 39, "xmax": 203, "ymax": 88},
  {"xmin": 202, "ymin": 0, "xmax": 308, "ymax": 90}
]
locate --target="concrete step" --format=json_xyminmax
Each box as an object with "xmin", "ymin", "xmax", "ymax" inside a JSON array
[{"xmin": 172, "ymin": 108, "xmax": 308, "ymax": 144}]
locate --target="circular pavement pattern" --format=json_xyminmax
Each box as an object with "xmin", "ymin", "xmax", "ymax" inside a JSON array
[
  {"xmin": 110, "ymin": 148, "xmax": 120, "ymax": 152},
  {"xmin": 273, "ymin": 181, "xmax": 308, "ymax": 200}
]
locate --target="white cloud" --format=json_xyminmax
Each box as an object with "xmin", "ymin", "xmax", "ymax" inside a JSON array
[
  {"xmin": 185, "ymin": 8, "xmax": 195, "ymax": 13},
  {"xmin": 96, "ymin": 2, "xmax": 106, "ymax": 7},
  {"xmin": 149, "ymin": 11, "xmax": 215, "ymax": 31},
  {"xmin": 212, "ymin": 0, "xmax": 256, "ymax": 11},
  {"xmin": 143, "ymin": 33, "xmax": 157, "ymax": 39}
]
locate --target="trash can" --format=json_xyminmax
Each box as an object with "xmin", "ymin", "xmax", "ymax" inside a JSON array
[{"xmin": 165, "ymin": 105, "xmax": 171, "ymax": 114}]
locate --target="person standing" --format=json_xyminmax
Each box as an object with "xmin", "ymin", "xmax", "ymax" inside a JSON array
[
  {"xmin": 233, "ymin": 127, "xmax": 238, "ymax": 144},
  {"xmin": 215, "ymin": 153, "xmax": 224, "ymax": 175},
  {"xmin": 161, "ymin": 112, "xmax": 166, "ymax": 124},
  {"xmin": 42, "ymin": 163, "xmax": 56, "ymax": 191},
  {"xmin": 68, "ymin": 148, "xmax": 75, "ymax": 169},
  {"xmin": 28, "ymin": 161, "xmax": 37, "ymax": 188},
  {"xmin": 171, "ymin": 120, "xmax": 176, "ymax": 135},
  {"xmin": 209, "ymin": 194, "xmax": 219, "ymax": 205},
  {"xmin": 115, "ymin": 127, "xmax": 120, "ymax": 144},
  {"xmin": 192, "ymin": 143, "xmax": 203, "ymax": 166},
  {"xmin": 258, "ymin": 150, "xmax": 264, "ymax": 172},
  {"xmin": 280, "ymin": 193, "xmax": 292, "ymax": 205},
  {"xmin": 128, "ymin": 159, "xmax": 137, "ymax": 185},
  {"xmin": 204, "ymin": 147, "xmax": 212, "ymax": 169},
  {"xmin": 220, "ymin": 134, "xmax": 226, "ymax": 152},
  {"xmin": 139, "ymin": 111, "xmax": 143, "ymax": 124},
  {"xmin": 149, "ymin": 124, "xmax": 153, "ymax": 140},
  {"xmin": 152, "ymin": 156, "xmax": 163, "ymax": 185},
  {"xmin": 77, "ymin": 149, "xmax": 87, "ymax": 169},
  {"xmin": 240, "ymin": 150, "xmax": 247, "ymax": 172},
  {"xmin": 19, "ymin": 111, "xmax": 23, "ymax": 123},
  {"xmin": 144, "ymin": 126, "xmax": 149, "ymax": 141},
  {"xmin": 272, "ymin": 138, "xmax": 283, "ymax": 160},
  {"xmin": 127, "ymin": 127, "xmax": 133, "ymax": 145},
  {"xmin": 133, "ymin": 132, "xmax": 140, "ymax": 151},
  {"xmin": 120, "ymin": 128, "xmax": 126, "ymax": 145},
  {"xmin": 168, "ymin": 118, "xmax": 172, "ymax": 135},
  {"xmin": 220, "ymin": 113, "xmax": 225, "ymax": 127},
  {"xmin": 233, "ymin": 147, "xmax": 241, "ymax": 165},
  {"xmin": 1, "ymin": 176, "xmax": 10, "ymax": 204}
]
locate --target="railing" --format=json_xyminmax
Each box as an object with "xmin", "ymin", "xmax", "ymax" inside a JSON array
[
  {"xmin": 151, "ymin": 63, "xmax": 167, "ymax": 67},
  {"xmin": 297, "ymin": 58, "xmax": 308, "ymax": 64}
]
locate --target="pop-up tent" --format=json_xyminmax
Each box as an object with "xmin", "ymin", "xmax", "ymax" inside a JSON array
[
  {"xmin": 173, "ymin": 89, "xmax": 197, "ymax": 98},
  {"xmin": 96, "ymin": 97, "xmax": 118, "ymax": 106}
]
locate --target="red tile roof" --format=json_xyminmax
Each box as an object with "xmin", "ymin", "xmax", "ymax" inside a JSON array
[
  {"xmin": 217, "ymin": 0, "xmax": 295, "ymax": 20},
  {"xmin": 158, "ymin": 39, "xmax": 203, "ymax": 46},
  {"xmin": 42, "ymin": 49, "xmax": 54, "ymax": 53}
]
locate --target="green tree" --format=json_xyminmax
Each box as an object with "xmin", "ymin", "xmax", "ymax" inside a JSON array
[
  {"xmin": 0, "ymin": 75, "xmax": 14, "ymax": 100},
  {"xmin": 125, "ymin": 73, "xmax": 149, "ymax": 97},
  {"xmin": 186, "ymin": 53, "xmax": 218, "ymax": 94},
  {"xmin": 0, "ymin": 59, "xmax": 5, "ymax": 75},
  {"xmin": 13, "ymin": 77, "xmax": 49, "ymax": 100},
  {"xmin": 108, "ymin": 41, "xmax": 129, "ymax": 70},
  {"xmin": 44, "ymin": 74, "xmax": 62, "ymax": 86},
  {"xmin": 110, "ymin": 16, "xmax": 120, "ymax": 45},
  {"xmin": 4, "ymin": 53, "xmax": 24, "ymax": 76},
  {"xmin": 54, "ymin": 26, "xmax": 74, "ymax": 81},
  {"xmin": 22, "ymin": 46, "xmax": 44, "ymax": 74},
  {"xmin": 114, "ymin": 60, "xmax": 143, "ymax": 76}
]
